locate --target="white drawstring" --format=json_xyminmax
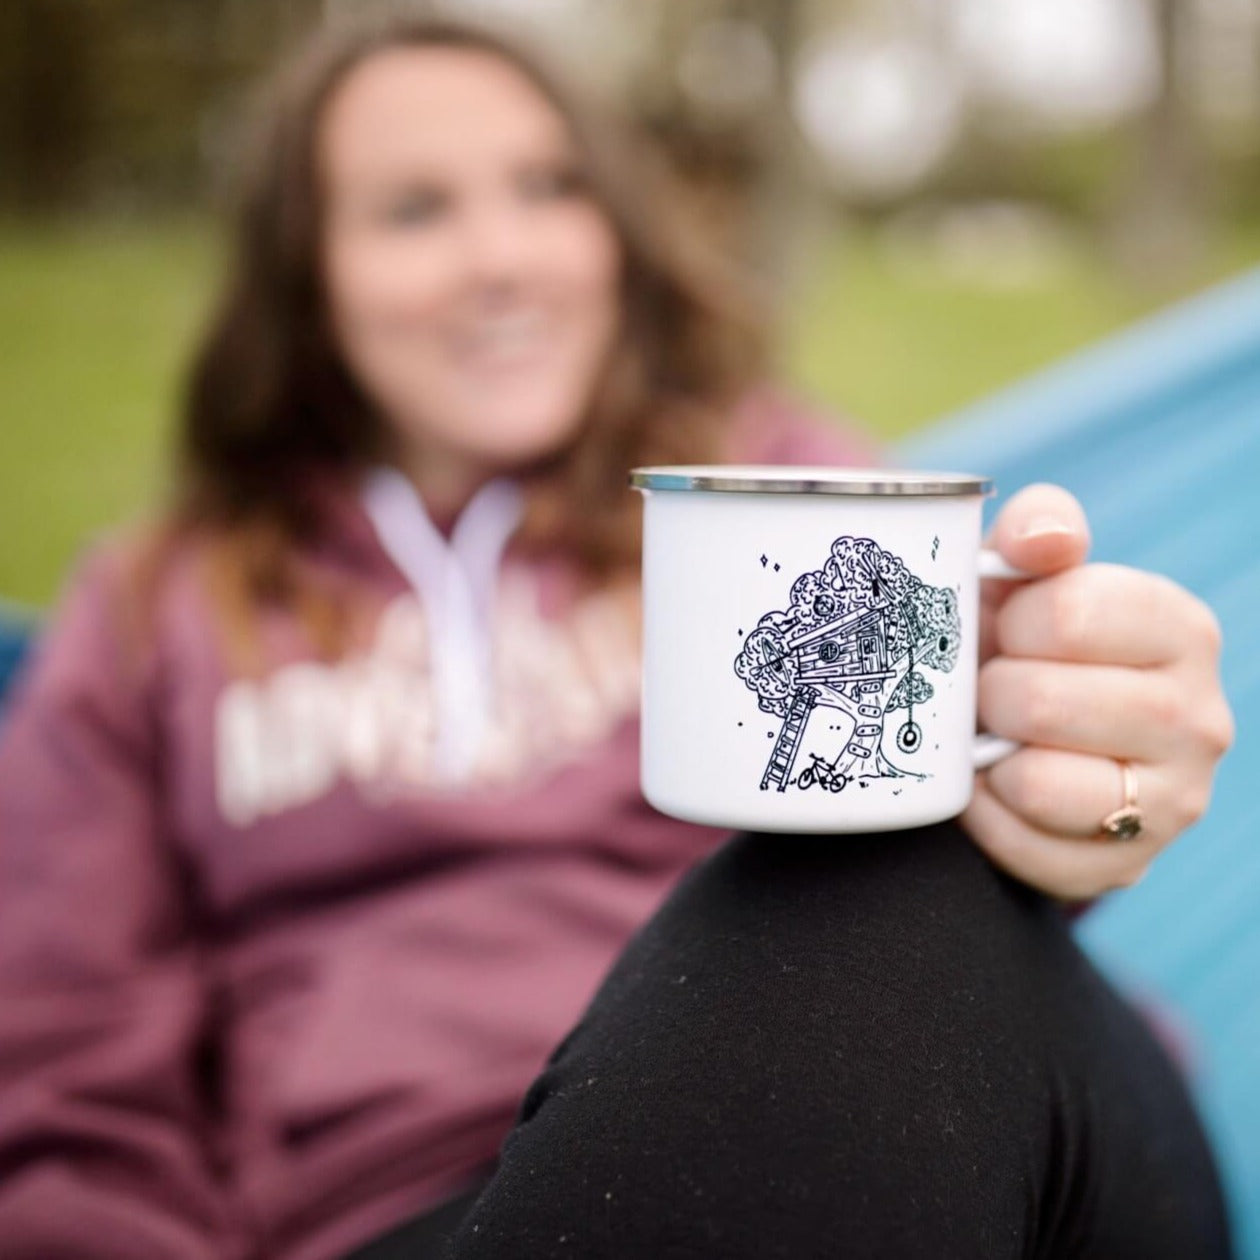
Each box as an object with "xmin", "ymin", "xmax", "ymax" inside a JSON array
[{"xmin": 361, "ymin": 468, "xmax": 523, "ymax": 781}]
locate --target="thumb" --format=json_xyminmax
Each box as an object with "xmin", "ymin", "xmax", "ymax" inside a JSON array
[{"xmin": 986, "ymin": 482, "xmax": 1091, "ymax": 576}]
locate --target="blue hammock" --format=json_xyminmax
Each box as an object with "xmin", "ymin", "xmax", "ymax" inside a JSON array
[
  {"xmin": 901, "ymin": 268, "xmax": 1260, "ymax": 1260},
  {"xmin": 0, "ymin": 605, "xmax": 33, "ymax": 712}
]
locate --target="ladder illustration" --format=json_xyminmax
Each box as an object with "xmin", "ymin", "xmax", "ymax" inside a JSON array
[{"xmin": 761, "ymin": 687, "xmax": 818, "ymax": 791}]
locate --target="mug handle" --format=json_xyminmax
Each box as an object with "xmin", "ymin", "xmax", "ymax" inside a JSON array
[{"xmin": 971, "ymin": 548, "xmax": 1035, "ymax": 771}]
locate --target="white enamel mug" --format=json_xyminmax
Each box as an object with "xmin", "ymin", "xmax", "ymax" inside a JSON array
[{"xmin": 630, "ymin": 466, "xmax": 1025, "ymax": 834}]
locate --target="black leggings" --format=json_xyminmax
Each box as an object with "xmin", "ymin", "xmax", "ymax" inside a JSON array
[{"xmin": 378, "ymin": 824, "xmax": 1234, "ymax": 1258}]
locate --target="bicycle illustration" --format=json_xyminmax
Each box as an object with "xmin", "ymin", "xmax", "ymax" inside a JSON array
[{"xmin": 795, "ymin": 752, "xmax": 851, "ymax": 793}]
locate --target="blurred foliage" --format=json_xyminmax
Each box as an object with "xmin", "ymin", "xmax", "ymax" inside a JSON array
[
  {"xmin": 0, "ymin": 0, "xmax": 322, "ymax": 213},
  {"xmin": 6, "ymin": 0, "xmax": 1260, "ymax": 604},
  {"xmin": 5, "ymin": 214, "xmax": 1260, "ymax": 606}
]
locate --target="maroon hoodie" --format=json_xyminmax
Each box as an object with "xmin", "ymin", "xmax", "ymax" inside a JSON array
[{"xmin": 0, "ymin": 394, "xmax": 877, "ymax": 1259}]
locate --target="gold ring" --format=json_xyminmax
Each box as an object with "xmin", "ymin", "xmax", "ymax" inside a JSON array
[{"xmin": 1101, "ymin": 761, "xmax": 1145, "ymax": 841}]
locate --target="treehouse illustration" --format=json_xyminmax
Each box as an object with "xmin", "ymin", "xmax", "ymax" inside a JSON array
[{"xmin": 734, "ymin": 537, "xmax": 959, "ymax": 793}]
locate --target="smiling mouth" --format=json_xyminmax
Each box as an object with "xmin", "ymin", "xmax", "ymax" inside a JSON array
[{"xmin": 454, "ymin": 312, "xmax": 554, "ymax": 369}]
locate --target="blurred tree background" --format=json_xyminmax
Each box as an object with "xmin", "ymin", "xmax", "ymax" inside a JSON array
[{"xmin": 5, "ymin": 0, "xmax": 1260, "ymax": 604}]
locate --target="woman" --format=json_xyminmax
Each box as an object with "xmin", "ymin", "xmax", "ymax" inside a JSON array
[{"xmin": 0, "ymin": 12, "xmax": 1234, "ymax": 1259}]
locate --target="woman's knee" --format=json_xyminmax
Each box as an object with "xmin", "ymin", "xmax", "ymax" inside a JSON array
[{"xmin": 451, "ymin": 823, "xmax": 1061, "ymax": 1257}]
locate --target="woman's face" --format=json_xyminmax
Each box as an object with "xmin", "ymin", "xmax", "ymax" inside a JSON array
[{"xmin": 320, "ymin": 47, "xmax": 623, "ymax": 501}]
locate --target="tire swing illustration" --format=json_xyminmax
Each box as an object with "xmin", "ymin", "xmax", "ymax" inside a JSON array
[{"xmin": 895, "ymin": 643, "xmax": 923, "ymax": 755}]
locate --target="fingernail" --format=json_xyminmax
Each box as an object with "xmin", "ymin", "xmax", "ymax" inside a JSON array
[{"xmin": 1017, "ymin": 515, "xmax": 1078, "ymax": 541}]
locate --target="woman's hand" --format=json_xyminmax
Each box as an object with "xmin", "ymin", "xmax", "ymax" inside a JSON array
[{"xmin": 961, "ymin": 484, "xmax": 1235, "ymax": 903}]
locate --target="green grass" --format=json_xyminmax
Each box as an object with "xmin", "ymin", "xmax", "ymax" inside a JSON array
[
  {"xmin": 3, "ymin": 215, "xmax": 1260, "ymax": 606},
  {"xmin": 0, "ymin": 221, "xmax": 217, "ymax": 606},
  {"xmin": 784, "ymin": 218, "xmax": 1260, "ymax": 441}
]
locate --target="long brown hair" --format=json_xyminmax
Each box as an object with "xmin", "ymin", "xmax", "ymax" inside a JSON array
[{"xmin": 149, "ymin": 10, "xmax": 770, "ymax": 663}]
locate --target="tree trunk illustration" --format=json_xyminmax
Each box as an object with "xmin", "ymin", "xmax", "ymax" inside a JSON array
[{"xmin": 814, "ymin": 651, "xmax": 922, "ymax": 783}]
